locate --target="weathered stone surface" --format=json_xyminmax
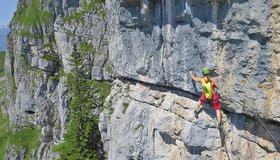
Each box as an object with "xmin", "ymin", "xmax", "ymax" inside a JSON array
[
  {"xmin": 4, "ymin": 0, "xmax": 111, "ymax": 158},
  {"xmin": 106, "ymin": 0, "xmax": 280, "ymax": 122},
  {"xmin": 4, "ymin": 0, "xmax": 280, "ymax": 159},
  {"xmin": 100, "ymin": 80, "xmax": 280, "ymax": 159}
]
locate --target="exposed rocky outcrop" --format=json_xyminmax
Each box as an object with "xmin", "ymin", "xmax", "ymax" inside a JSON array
[
  {"xmin": 107, "ymin": 0, "xmax": 280, "ymax": 122},
  {"xmin": 3, "ymin": 0, "xmax": 280, "ymax": 159},
  {"xmin": 100, "ymin": 79, "xmax": 279, "ymax": 159}
]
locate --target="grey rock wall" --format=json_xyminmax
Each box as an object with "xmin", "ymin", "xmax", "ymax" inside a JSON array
[
  {"xmin": 106, "ymin": 0, "xmax": 280, "ymax": 122},
  {"xmin": 4, "ymin": 0, "xmax": 280, "ymax": 159},
  {"xmin": 5, "ymin": 0, "xmax": 96, "ymax": 159},
  {"xmin": 100, "ymin": 0, "xmax": 280, "ymax": 159},
  {"xmin": 5, "ymin": 0, "xmax": 112, "ymax": 158},
  {"xmin": 100, "ymin": 80, "xmax": 280, "ymax": 159}
]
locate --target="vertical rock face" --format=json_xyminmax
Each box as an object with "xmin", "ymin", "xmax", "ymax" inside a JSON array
[
  {"xmin": 101, "ymin": 0, "xmax": 280, "ymax": 159},
  {"xmin": 4, "ymin": 0, "xmax": 280, "ymax": 159},
  {"xmin": 5, "ymin": 0, "xmax": 108, "ymax": 159},
  {"xmin": 5, "ymin": 0, "xmax": 71, "ymax": 159},
  {"xmin": 100, "ymin": 80, "xmax": 280, "ymax": 159},
  {"xmin": 106, "ymin": 0, "xmax": 279, "ymax": 122},
  {"xmin": 270, "ymin": 0, "xmax": 280, "ymax": 125}
]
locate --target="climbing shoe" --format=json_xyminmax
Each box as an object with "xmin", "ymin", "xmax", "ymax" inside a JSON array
[{"xmin": 194, "ymin": 110, "xmax": 198, "ymax": 119}]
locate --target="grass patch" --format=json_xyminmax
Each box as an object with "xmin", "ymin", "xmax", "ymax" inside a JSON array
[
  {"xmin": 65, "ymin": 30, "xmax": 76, "ymax": 37},
  {"xmin": 0, "ymin": 52, "xmax": 5, "ymax": 77},
  {"xmin": 80, "ymin": 40, "xmax": 95, "ymax": 54},
  {"xmin": 13, "ymin": 0, "xmax": 54, "ymax": 39},
  {"xmin": 40, "ymin": 43, "xmax": 54, "ymax": 50},
  {"xmin": 91, "ymin": 81, "xmax": 112, "ymax": 101},
  {"xmin": 0, "ymin": 51, "xmax": 10, "ymax": 159},
  {"xmin": 105, "ymin": 66, "xmax": 113, "ymax": 74},
  {"xmin": 13, "ymin": 0, "xmax": 54, "ymax": 27},
  {"xmin": 17, "ymin": 30, "xmax": 43, "ymax": 39},
  {"xmin": 63, "ymin": 0, "xmax": 105, "ymax": 26},
  {"xmin": 134, "ymin": 123, "xmax": 144, "ymax": 132},
  {"xmin": 122, "ymin": 102, "xmax": 129, "ymax": 114},
  {"xmin": 9, "ymin": 128, "xmax": 40, "ymax": 159},
  {"xmin": 108, "ymin": 107, "xmax": 114, "ymax": 114},
  {"xmin": 240, "ymin": 80, "xmax": 248, "ymax": 84},
  {"xmin": 42, "ymin": 54, "xmax": 61, "ymax": 63},
  {"xmin": 257, "ymin": 84, "xmax": 265, "ymax": 88},
  {"xmin": 0, "ymin": 111, "xmax": 10, "ymax": 159}
]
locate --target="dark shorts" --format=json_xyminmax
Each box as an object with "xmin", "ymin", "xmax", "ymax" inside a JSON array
[{"xmin": 199, "ymin": 92, "xmax": 221, "ymax": 110}]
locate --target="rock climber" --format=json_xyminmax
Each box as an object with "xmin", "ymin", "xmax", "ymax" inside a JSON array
[{"xmin": 189, "ymin": 68, "xmax": 222, "ymax": 128}]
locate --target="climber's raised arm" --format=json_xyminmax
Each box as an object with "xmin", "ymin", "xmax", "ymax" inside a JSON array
[{"xmin": 189, "ymin": 71, "xmax": 201, "ymax": 83}]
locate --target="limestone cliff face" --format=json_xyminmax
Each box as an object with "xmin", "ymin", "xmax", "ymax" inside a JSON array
[
  {"xmin": 5, "ymin": 0, "xmax": 108, "ymax": 159},
  {"xmin": 107, "ymin": 0, "xmax": 279, "ymax": 122},
  {"xmin": 4, "ymin": 0, "xmax": 280, "ymax": 159},
  {"xmin": 5, "ymin": 0, "xmax": 77, "ymax": 159},
  {"xmin": 100, "ymin": 80, "xmax": 280, "ymax": 159},
  {"xmin": 102, "ymin": 0, "xmax": 280, "ymax": 159}
]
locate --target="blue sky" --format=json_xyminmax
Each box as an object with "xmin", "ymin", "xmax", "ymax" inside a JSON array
[{"xmin": 0, "ymin": 0, "xmax": 18, "ymax": 26}]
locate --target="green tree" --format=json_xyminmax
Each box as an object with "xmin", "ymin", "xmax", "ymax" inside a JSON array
[{"xmin": 54, "ymin": 44, "xmax": 111, "ymax": 160}]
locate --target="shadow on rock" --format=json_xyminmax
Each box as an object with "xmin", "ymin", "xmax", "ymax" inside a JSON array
[
  {"xmin": 120, "ymin": 0, "xmax": 250, "ymax": 35},
  {"xmin": 228, "ymin": 112, "xmax": 280, "ymax": 153}
]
